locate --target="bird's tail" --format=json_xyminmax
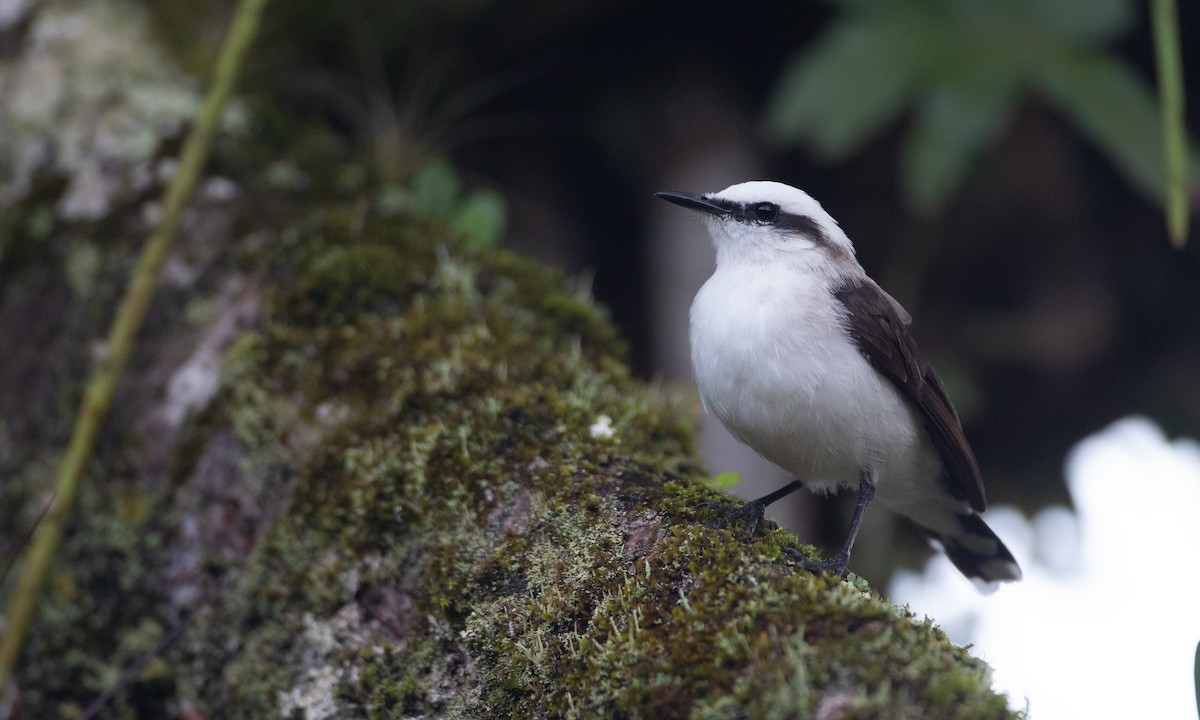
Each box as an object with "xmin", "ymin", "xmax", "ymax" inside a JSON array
[{"xmin": 924, "ymin": 512, "xmax": 1022, "ymax": 591}]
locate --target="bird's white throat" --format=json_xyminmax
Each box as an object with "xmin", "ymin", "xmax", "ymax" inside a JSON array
[{"xmin": 690, "ymin": 259, "xmax": 929, "ymax": 497}]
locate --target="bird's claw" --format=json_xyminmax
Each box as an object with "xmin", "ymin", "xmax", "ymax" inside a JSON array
[
  {"xmin": 783, "ymin": 547, "xmax": 849, "ymax": 578},
  {"xmin": 695, "ymin": 499, "xmax": 767, "ymax": 536}
]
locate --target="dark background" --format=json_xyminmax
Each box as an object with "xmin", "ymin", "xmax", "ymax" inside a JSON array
[{"xmin": 154, "ymin": 0, "xmax": 1200, "ymax": 567}]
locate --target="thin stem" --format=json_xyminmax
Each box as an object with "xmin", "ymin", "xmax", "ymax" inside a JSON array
[
  {"xmin": 0, "ymin": 0, "xmax": 270, "ymax": 690},
  {"xmin": 1151, "ymin": 0, "xmax": 1189, "ymax": 248}
]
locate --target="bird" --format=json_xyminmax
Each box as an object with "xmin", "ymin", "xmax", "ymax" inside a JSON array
[{"xmin": 655, "ymin": 180, "xmax": 1021, "ymax": 588}]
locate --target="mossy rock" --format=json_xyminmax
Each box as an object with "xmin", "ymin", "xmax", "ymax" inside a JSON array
[
  {"xmin": 0, "ymin": 3, "xmax": 1016, "ymax": 716},
  {"xmin": 3, "ymin": 151, "xmax": 1017, "ymax": 720},
  {"xmin": 4, "ymin": 193, "xmax": 1016, "ymax": 719},
  {"xmin": 163, "ymin": 224, "xmax": 1015, "ymax": 719}
]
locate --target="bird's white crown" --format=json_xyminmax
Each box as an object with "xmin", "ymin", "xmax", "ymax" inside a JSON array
[
  {"xmin": 700, "ymin": 181, "xmax": 856, "ymax": 267},
  {"xmin": 710, "ymin": 181, "xmax": 829, "ymax": 220}
]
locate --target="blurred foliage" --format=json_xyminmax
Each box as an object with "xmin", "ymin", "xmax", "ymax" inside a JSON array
[
  {"xmin": 765, "ymin": 0, "xmax": 1196, "ymax": 216},
  {"xmin": 142, "ymin": 1, "xmax": 513, "ymax": 252},
  {"xmin": 377, "ymin": 158, "xmax": 507, "ymax": 250},
  {"xmin": 705, "ymin": 471, "xmax": 743, "ymax": 491},
  {"xmin": 145, "ymin": 0, "xmax": 506, "ymax": 183},
  {"xmin": 1194, "ymin": 639, "xmax": 1200, "ymax": 719}
]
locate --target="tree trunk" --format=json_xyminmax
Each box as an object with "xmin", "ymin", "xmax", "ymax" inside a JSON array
[{"xmin": 0, "ymin": 2, "xmax": 1015, "ymax": 718}]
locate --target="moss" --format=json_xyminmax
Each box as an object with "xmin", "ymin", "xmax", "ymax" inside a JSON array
[
  {"xmin": 4, "ymin": 191, "xmax": 1019, "ymax": 719},
  {"xmin": 14, "ymin": 480, "xmax": 174, "ymax": 717},
  {"xmin": 155, "ymin": 198, "xmax": 1016, "ymax": 718},
  {"xmin": 5, "ymin": 163, "xmax": 1015, "ymax": 719},
  {"xmin": 2, "ymin": 9, "xmax": 1015, "ymax": 711}
]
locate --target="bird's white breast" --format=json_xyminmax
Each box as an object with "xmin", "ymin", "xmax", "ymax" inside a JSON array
[{"xmin": 689, "ymin": 263, "xmax": 930, "ymax": 494}]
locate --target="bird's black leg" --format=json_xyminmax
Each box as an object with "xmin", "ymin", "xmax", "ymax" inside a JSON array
[
  {"xmin": 785, "ymin": 472, "xmax": 876, "ymax": 577},
  {"xmin": 697, "ymin": 479, "xmax": 804, "ymax": 536}
]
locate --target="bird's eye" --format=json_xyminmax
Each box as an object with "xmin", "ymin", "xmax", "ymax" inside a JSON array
[{"xmin": 751, "ymin": 203, "xmax": 779, "ymax": 223}]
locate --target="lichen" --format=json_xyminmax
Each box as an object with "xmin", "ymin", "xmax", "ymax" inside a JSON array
[
  {"xmin": 0, "ymin": 0, "xmax": 205, "ymax": 219},
  {"xmin": 165, "ymin": 212, "xmax": 1014, "ymax": 719}
]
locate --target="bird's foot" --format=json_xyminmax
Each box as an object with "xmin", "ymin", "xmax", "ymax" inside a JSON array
[
  {"xmin": 695, "ymin": 499, "xmax": 768, "ymax": 536},
  {"xmin": 784, "ymin": 547, "xmax": 849, "ymax": 578}
]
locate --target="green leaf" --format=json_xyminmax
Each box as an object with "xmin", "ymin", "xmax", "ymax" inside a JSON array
[
  {"xmin": 901, "ymin": 77, "xmax": 1017, "ymax": 213},
  {"xmin": 1009, "ymin": 0, "xmax": 1135, "ymax": 42},
  {"xmin": 764, "ymin": 11, "xmax": 934, "ymax": 158},
  {"xmin": 705, "ymin": 472, "xmax": 743, "ymax": 491},
  {"xmin": 1035, "ymin": 51, "xmax": 1176, "ymax": 203},
  {"xmin": 412, "ymin": 158, "xmax": 460, "ymax": 221},
  {"xmin": 451, "ymin": 189, "xmax": 507, "ymax": 251},
  {"xmin": 765, "ymin": 0, "xmax": 1195, "ymax": 222},
  {"xmin": 374, "ymin": 182, "xmax": 408, "ymax": 216}
]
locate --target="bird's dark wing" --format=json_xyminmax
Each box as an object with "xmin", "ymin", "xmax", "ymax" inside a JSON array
[{"xmin": 832, "ymin": 278, "xmax": 986, "ymax": 512}]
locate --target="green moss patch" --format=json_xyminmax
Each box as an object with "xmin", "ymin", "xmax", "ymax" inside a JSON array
[{"xmin": 173, "ymin": 208, "xmax": 1015, "ymax": 719}]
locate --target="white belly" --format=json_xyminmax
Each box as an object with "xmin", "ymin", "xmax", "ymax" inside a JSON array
[{"xmin": 690, "ymin": 266, "xmax": 938, "ymax": 495}]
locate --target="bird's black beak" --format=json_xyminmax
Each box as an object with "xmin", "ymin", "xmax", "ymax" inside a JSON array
[{"xmin": 654, "ymin": 191, "xmax": 729, "ymax": 217}]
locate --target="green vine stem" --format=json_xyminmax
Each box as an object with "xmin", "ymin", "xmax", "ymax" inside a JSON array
[
  {"xmin": 0, "ymin": 0, "xmax": 270, "ymax": 692},
  {"xmin": 1151, "ymin": 0, "xmax": 1189, "ymax": 248}
]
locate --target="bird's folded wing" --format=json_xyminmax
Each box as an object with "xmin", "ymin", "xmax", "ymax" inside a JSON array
[{"xmin": 831, "ymin": 278, "xmax": 986, "ymax": 512}]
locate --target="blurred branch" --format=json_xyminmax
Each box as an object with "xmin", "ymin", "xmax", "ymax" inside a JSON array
[
  {"xmin": 1151, "ymin": 0, "xmax": 1189, "ymax": 248},
  {"xmin": 0, "ymin": 0, "xmax": 270, "ymax": 693},
  {"xmin": 79, "ymin": 612, "xmax": 195, "ymax": 720},
  {"xmin": 0, "ymin": 494, "xmax": 54, "ymax": 589}
]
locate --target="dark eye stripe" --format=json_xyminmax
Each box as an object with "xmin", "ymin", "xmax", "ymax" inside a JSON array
[
  {"xmin": 700, "ymin": 196, "xmax": 832, "ymax": 247},
  {"xmin": 774, "ymin": 213, "xmax": 827, "ymax": 243}
]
